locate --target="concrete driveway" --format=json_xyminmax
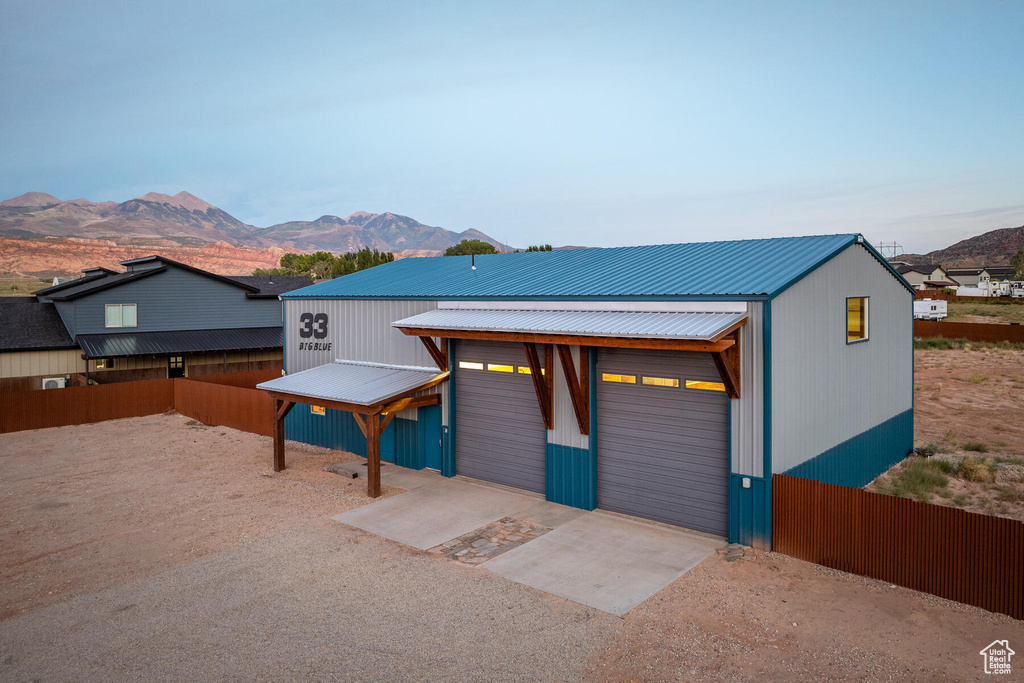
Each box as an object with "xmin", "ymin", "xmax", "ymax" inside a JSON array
[{"xmin": 331, "ymin": 463, "xmax": 723, "ymax": 616}]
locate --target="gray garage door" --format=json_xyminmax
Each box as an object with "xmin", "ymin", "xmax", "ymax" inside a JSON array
[
  {"xmin": 455, "ymin": 340, "xmax": 546, "ymax": 493},
  {"xmin": 597, "ymin": 348, "xmax": 729, "ymax": 535}
]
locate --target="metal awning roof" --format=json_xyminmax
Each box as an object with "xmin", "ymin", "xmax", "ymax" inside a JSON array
[
  {"xmin": 392, "ymin": 308, "xmax": 747, "ymax": 341},
  {"xmin": 77, "ymin": 326, "xmax": 283, "ymax": 358},
  {"xmin": 257, "ymin": 359, "xmax": 447, "ymax": 407}
]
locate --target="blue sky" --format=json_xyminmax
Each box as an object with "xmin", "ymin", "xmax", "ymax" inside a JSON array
[{"xmin": 1, "ymin": 1, "xmax": 1022, "ymax": 254}]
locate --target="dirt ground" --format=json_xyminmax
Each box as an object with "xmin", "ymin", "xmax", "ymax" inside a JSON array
[
  {"xmin": 2, "ymin": 412, "xmax": 1021, "ymax": 681},
  {"xmin": 0, "ymin": 413, "xmax": 402, "ymax": 621},
  {"xmin": 869, "ymin": 346, "xmax": 1024, "ymax": 520}
]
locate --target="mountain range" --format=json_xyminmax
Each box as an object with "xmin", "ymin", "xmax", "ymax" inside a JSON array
[
  {"xmin": 0, "ymin": 191, "xmax": 509, "ymax": 276},
  {"xmin": 900, "ymin": 223, "xmax": 1024, "ymax": 267}
]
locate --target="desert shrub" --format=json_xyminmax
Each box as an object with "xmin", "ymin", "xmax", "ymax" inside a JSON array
[
  {"xmin": 876, "ymin": 458, "xmax": 950, "ymax": 503},
  {"xmin": 958, "ymin": 457, "xmax": 994, "ymax": 482},
  {"xmin": 967, "ymin": 374, "xmax": 987, "ymax": 384},
  {"xmin": 963, "ymin": 442, "xmax": 989, "ymax": 453},
  {"xmin": 952, "ymin": 494, "xmax": 970, "ymax": 507},
  {"xmin": 994, "ymin": 486, "xmax": 1024, "ymax": 503},
  {"xmin": 915, "ymin": 443, "xmax": 939, "ymax": 457}
]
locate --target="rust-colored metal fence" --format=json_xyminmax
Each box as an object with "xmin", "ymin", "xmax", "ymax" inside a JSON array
[
  {"xmin": 184, "ymin": 368, "xmax": 282, "ymax": 389},
  {"xmin": 173, "ymin": 378, "xmax": 274, "ymax": 436},
  {"xmin": 914, "ymin": 319, "xmax": 1024, "ymax": 344},
  {"xmin": 773, "ymin": 474, "xmax": 1024, "ymax": 620},
  {"xmin": 0, "ymin": 373, "xmax": 275, "ymax": 436},
  {"xmin": 0, "ymin": 379, "xmax": 175, "ymax": 434}
]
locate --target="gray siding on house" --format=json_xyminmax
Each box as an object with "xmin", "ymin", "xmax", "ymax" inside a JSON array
[
  {"xmin": 730, "ymin": 302, "xmax": 764, "ymax": 478},
  {"xmin": 770, "ymin": 244, "xmax": 913, "ymax": 473},
  {"xmin": 71, "ymin": 267, "xmax": 283, "ymax": 336},
  {"xmin": 54, "ymin": 301, "xmax": 76, "ymax": 338}
]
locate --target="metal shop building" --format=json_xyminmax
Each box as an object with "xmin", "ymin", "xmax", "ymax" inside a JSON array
[{"xmin": 259, "ymin": 233, "xmax": 914, "ymax": 547}]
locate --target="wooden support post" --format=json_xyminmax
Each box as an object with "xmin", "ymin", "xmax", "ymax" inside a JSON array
[
  {"xmin": 523, "ymin": 342, "xmax": 553, "ymax": 429},
  {"xmin": 711, "ymin": 331, "xmax": 741, "ymax": 399},
  {"xmin": 366, "ymin": 412, "xmax": 382, "ymax": 498},
  {"xmin": 273, "ymin": 399, "xmax": 295, "ymax": 472},
  {"xmin": 419, "ymin": 336, "xmax": 449, "ymax": 371},
  {"xmin": 557, "ymin": 345, "xmax": 590, "ymax": 435}
]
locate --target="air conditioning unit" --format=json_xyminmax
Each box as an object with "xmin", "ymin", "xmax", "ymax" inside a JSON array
[{"xmin": 42, "ymin": 377, "xmax": 66, "ymax": 389}]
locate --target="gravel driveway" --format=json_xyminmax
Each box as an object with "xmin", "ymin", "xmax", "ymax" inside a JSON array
[{"xmin": 0, "ymin": 518, "xmax": 616, "ymax": 682}]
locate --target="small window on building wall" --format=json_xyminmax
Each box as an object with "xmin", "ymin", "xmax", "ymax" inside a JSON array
[
  {"xmin": 105, "ymin": 304, "xmax": 137, "ymax": 328},
  {"xmin": 847, "ymin": 297, "xmax": 869, "ymax": 343}
]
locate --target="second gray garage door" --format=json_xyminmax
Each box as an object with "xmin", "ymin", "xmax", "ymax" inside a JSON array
[
  {"xmin": 597, "ymin": 347, "xmax": 729, "ymax": 535},
  {"xmin": 455, "ymin": 340, "xmax": 546, "ymax": 494}
]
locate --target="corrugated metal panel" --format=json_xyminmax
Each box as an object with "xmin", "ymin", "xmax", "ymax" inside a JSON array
[
  {"xmin": 773, "ymin": 474, "xmax": 1024, "ymax": 621},
  {"xmin": 77, "ymin": 327, "xmax": 283, "ymax": 358},
  {"xmin": 455, "ymin": 340, "xmax": 547, "ymax": 493},
  {"xmin": 549, "ymin": 345, "xmax": 588, "ymax": 449},
  {"xmin": 393, "ymin": 309, "xmax": 746, "ymax": 340},
  {"xmin": 783, "ymin": 408, "xmax": 913, "ymax": 486},
  {"xmin": 284, "ymin": 299, "xmax": 439, "ymax": 374},
  {"xmin": 596, "ymin": 348, "xmax": 729, "ymax": 535},
  {"xmin": 284, "ymin": 234, "xmax": 861, "ymax": 299},
  {"xmin": 771, "ymin": 244, "xmax": 914, "ymax": 474},
  {"xmin": 730, "ymin": 302, "xmax": 763, "ymax": 477},
  {"xmin": 258, "ymin": 359, "xmax": 444, "ymax": 407},
  {"xmin": 546, "ymin": 443, "xmax": 596, "ymax": 510}
]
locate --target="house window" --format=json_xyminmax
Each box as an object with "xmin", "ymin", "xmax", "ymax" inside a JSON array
[
  {"xmin": 487, "ymin": 364, "xmax": 514, "ymax": 373},
  {"xmin": 105, "ymin": 304, "xmax": 137, "ymax": 328},
  {"xmin": 458, "ymin": 361, "xmax": 484, "ymax": 370},
  {"xmin": 95, "ymin": 359, "xmax": 112, "ymax": 369},
  {"xmin": 517, "ymin": 366, "xmax": 545, "ymax": 375},
  {"xmin": 310, "ymin": 405, "xmax": 326, "ymax": 416},
  {"xmin": 847, "ymin": 297, "xmax": 869, "ymax": 343}
]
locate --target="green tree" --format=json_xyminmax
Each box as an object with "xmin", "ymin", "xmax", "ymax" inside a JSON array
[
  {"xmin": 525, "ymin": 244, "xmax": 553, "ymax": 252},
  {"xmin": 1011, "ymin": 247, "xmax": 1024, "ymax": 280},
  {"xmin": 252, "ymin": 247, "xmax": 395, "ymax": 279},
  {"xmin": 443, "ymin": 239, "xmax": 497, "ymax": 256}
]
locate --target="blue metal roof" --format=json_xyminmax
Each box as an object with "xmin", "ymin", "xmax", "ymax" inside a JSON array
[{"xmin": 283, "ymin": 234, "xmax": 911, "ymax": 301}]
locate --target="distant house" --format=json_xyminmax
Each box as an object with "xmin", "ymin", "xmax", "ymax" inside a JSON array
[
  {"xmin": 986, "ymin": 266, "xmax": 1014, "ymax": 281},
  {"xmin": 944, "ymin": 267, "xmax": 990, "ymax": 287},
  {"xmin": 0, "ymin": 256, "xmax": 310, "ymax": 391},
  {"xmin": 895, "ymin": 264, "xmax": 960, "ymax": 290}
]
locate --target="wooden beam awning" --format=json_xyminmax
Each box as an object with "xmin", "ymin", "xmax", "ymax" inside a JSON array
[{"xmin": 258, "ymin": 360, "xmax": 448, "ymax": 498}]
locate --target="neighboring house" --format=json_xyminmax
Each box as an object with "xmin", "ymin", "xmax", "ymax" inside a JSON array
[
  {"xmin": 986, "ymin": 266, "xmax": 1014, "ymax": 281},
  {"xmin": 261, "ymin": 233, "xmax": 914, "ymax": 549},
  {"xmin": 945, "ymin": 267, "xmax": 991, "ymax": 287},
  {"xmin": 895, "ymin": 264, "xmax": 960, "ymax": 290},
  {"xmin": 0, "ymin": 256, "xmax": 309, "ymax": 391}
]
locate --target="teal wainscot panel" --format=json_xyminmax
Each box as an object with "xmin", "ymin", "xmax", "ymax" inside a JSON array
[{"xmin": 783, "ymin": 408, "xmax": 914, "ymax": 488}]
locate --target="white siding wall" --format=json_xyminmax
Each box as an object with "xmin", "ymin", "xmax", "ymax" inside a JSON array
[
  {"xmin": 284, "ymin": 299, "xmax": 440, "ymax": 374},
  {"xmin": 548, "ymin": 345, "xmax": 588, "ymax": 449},
  {"xmin": 284, "ymin": 299, "xmax": 442, "ymax": 422},
  {"xmin": 730, "ymin": 301, "xmax": 764, "ymax": 477},
  {"xmin": 771, "ymin": 244, "xmax": 913, "ymax": 473}
]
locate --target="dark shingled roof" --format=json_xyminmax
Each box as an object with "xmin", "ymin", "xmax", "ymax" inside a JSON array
[
  {"xmin": 0, "ymin": 297, "xmax": 77, "ymax": 351},
  {"xmin": 228, "ymin": 276, "xmax": 313, "ymax": 297},
  {"xmin": 43, "ymin": 269, "xmax": 167, "ymax": 301}
]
